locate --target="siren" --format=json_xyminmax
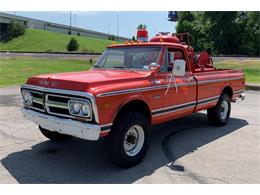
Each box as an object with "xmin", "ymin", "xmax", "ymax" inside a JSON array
[{"xmin": 137, "ymin": 28, "xmax": 148, "ymax": 42}]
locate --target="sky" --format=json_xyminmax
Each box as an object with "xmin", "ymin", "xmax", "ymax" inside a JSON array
[{"xmin": 6, "ymin": 11, "xmax": 177, "ymax": 38}]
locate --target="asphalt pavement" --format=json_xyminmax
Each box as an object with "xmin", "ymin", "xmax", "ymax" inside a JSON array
[{"xmin": 0, "ymin": 86, "xmax": 259, "ymax": 183}]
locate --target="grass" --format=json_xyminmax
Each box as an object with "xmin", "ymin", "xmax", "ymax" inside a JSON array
[
  {"xmin": 0, "ymin": 57, "xmax": 259, "ymax": 87},
  {"xmin": 214, "ymin": 60, "xmax": 260, "ymax": 84},
  {"xmin": 0, "ymin": 29, "xmax": 119, "ymax": 53},
  {"xmin": 0, "ymin": 57, "xmax": 92, "ymax": 87}
]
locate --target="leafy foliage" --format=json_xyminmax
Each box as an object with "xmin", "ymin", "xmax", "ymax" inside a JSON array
[
  {"xmin": 5, "ymin": 20, "xmax": 25, "ymax": 41},
  {"xmin": 67, "ymin": 37, "xmax": 79, "ymax": 51},
  {"xmin": 176, "ymin": 12, "xmax": 260, "ymax": 56},
  {"xmin": 137, "ymin": 24, "xmax": 147, "ymax": 30}
]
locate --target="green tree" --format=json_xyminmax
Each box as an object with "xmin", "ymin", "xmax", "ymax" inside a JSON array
[
  {"xmin": 137, "ymin": 24, "xmax": 147, "ymax": 30},
  {"xmin": 6, "ymin": 20, "xmax": 25, "ymax": 41},
  {"xmin": 176, "ymin": 11, "xmax": 260, "ymax": 56},
  {"xmin": 246, "ymin": 12, "xmax": 260, "ymax": 56},
  {"xmin": 176, "ymin": 12, "xmax": 213, "ymax": 52},
  {"xmin": 205, "ymin": 11, "xmax": 241, "ymax": 54},
  {"xmin": 67, "ymin": 37, "xmax": 79, "ymax": 51}
]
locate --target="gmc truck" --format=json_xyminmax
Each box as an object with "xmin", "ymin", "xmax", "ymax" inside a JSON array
[{"xmin": 20, "ymin": 33, "xmax": 245, "ymax": 167}]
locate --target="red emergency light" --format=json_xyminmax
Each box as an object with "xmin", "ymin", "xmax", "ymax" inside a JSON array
[{"xmin": 137, "ymin": 29, "xmax": 148, "ymax": 42}]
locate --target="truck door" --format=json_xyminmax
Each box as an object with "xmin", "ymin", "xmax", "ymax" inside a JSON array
[{"xmin": 154, "ymin": 47, "xmax": 197, "ymax": 121}]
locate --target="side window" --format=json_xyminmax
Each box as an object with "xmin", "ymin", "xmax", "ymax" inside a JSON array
[
  {"xmin": 160, "ymin": 52, "xmax": 167, "ymax": 72},
  {"xmin": 166, "ymin": 49, "xmax": 186, "ymax": 72}
]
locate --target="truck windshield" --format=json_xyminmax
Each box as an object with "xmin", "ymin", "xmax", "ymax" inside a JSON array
[{"xmin": 94, "ymin": 46, "xmax": 162, "ymax": 70}]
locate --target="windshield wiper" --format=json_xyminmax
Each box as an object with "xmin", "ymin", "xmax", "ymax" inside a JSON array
[{"xmin": 113, "ymin": 66, "xmax": 127, "ymax": 69}]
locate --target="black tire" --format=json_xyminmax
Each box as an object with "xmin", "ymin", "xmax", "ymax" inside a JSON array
[
  {"xmin": 104, "ymin": 112, "xmax": 151, "ymax": 168},
  {"xmin": 39, "ymin": 126, "xmax": 71, "ymax": 142},
  {"xmin": 207, "ymin": 93, "xmax": 231, "ymax": 126}
]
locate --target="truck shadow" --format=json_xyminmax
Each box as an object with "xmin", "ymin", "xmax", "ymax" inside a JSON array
[{"xmin": 1, "ymin": 113, "xmax": 248, "ymax": 183}]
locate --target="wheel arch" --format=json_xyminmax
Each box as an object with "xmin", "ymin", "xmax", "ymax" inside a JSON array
[
  {"xmin": 113, "ymin": 98, "xmax": 152, "ymax": 126},
  {"xmin": 221, "ymin": 85, "xmax": 233, "ymax": 99}
]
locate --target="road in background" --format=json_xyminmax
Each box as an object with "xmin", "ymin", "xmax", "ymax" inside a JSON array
[
  {"xmin": 1, "ymin": 51, "xmax": 259, "ymax": 62},
  {"xmin": 0, "ymin": 51, "xmax": 100, "ymax": 60},
  {"xmin": 212, "ymin": 56, "xmax": 260, "ymax": 62},
  {"xmin": 0, "ymin": 86, "xmax": 259, "ymax": 183}
]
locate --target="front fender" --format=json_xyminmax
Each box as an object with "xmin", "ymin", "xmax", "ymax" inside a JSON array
[{"xmin": 96, "ymin": 94, "xmax": 152, "ymax": 125}]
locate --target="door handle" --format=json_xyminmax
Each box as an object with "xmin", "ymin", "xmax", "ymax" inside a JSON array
[
  {"xmin": 154, "ymin": 80, "xmax": 161, "ymax": 85},
  {"xmin": 186, "ymin": 77, "xmax": 194, "ymax": 82}
]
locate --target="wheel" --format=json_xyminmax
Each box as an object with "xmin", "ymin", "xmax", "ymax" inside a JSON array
[
  {"xmin": 207, "ymin": 93, "xmax": 231, "ymax": 126},
  {"xmin": 39, "ymin": 126, "xmax": 71, "ymax": 142},
  {"xmin": 104, "ymin": 112, "xmax": 151, "ymax": 168}
]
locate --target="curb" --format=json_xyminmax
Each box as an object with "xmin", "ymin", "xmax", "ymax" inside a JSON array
[{"xmin": 246, "ymin": 84, "xmax": 260, "ymax": 91}]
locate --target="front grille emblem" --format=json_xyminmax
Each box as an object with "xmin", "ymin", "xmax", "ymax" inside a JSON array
[
  {"xmin": 38, "ymin": 80, "xmax": 58, "ymax": 87},
  {"xmin": 39, "ymin": 80, "xmax": 49, "ymax": 85}
]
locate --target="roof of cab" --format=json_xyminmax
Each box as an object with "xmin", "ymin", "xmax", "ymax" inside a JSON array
[{"xmin": 107, "ymin": 41, "xmax": 186, "ymax": 49}]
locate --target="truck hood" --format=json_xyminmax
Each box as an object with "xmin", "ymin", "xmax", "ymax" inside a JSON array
[{"xmin": 26, "ymin": 69, "xmax": 152, "ymax": 94}]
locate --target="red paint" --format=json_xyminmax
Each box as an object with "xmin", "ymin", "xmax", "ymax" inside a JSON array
[
  {"xmin": 137, "ymin": 29, "xmax": 148, "ymax": 42},
  {"xmin": 25, "ymin": 33, "xmax": 245, "ymax": 137},
  {"xmin": 150, "ymin": 35, "xmax": 180, "ymax": 44}
]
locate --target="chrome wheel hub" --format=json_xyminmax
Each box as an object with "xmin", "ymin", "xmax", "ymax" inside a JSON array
[
  {"xmin": 124, "ymin": 125, "xmax": 145, "ymax": 156},
  {"xmin": 220, "ymin": 100, "xmax": 229, "ymax": 120}
]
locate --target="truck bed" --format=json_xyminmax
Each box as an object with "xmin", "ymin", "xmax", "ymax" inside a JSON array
[{"xmin": 194, "ymin": 68, "xmax": 245, "ymax": 112}]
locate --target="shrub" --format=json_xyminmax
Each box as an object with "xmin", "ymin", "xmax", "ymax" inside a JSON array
[
  {"xmin": 6, "ymin": 20, "xmax": 25, "ymax": 41},
  {"xmin": 108, "ymin": 35, "xmax": 115, "ymax": 41},
  {"xmin": 67, "ymin": 37, "xmax": 79, "ymax": 51}
]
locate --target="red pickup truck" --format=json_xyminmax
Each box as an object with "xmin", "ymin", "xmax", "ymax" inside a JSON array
[{"xmin": 20, "ymin": 33, "xmax": 245, "ymax": 167}]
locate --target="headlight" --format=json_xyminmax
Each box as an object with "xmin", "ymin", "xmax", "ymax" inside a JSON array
[
  {"xmin": 72, "ymin": 103, "xmax": 81, "ymax": 114},
  {"xmin": 81, "ymin": 104, "xmax": 89, "ymax": 115},
  {"xmin": 22, "ymin": 91, "xmax": 33, "ymax": 105},
  {"xmin": 68, "ymin": 100, "xmax": 91, "ymax": 118}
]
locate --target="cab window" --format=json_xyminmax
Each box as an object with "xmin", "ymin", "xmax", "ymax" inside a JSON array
[{"xmin": 166, "ymin": 48, "xmax": 187, "ymax": 72}]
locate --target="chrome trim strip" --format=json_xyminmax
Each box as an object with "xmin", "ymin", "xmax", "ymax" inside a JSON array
[
  {"xmin": 100, "ymin": 129, "xmax": 111, "ymax": 134},
  {"xmin": 153, "ymin": 104, "xmax": 195, "ymax": 117},
  {"xmin": 21, "ymin": 84, "xmax": 99, "ymax": 123},
  {"xmin": 96, "ymin": 76, "xmax": 243, "ymax": 98},
  {"xmin": 100, "ymin": 123, "xmax": 113, "ymax": 132},
  {"xmin": 152, "ymin": 101, "xmax": 197, "ymax": 113},
  {"xmin": 197, "ymin": 95, "xmax": 220, "ymax": 104},
  {"xmin": 24, "ymin": 105, "xmax": 45, "ymax": 113},
  {"xmin": 96, "ymin": 82, "xmax": 197, "ymax": 97},
  {"xmin": 152, "ymin": 95, "xmax": 220, "ymax": 117},
  {"xmin": 198, "ymin": 76, "xmax": 244, "ymax": 85},
  {"xmin": 46, "ymin": 109, "xmax": 75, "ymax": 119},
  {"xmin": 45, "ymin": 100, "xmax": 68, "ymax": 109},
  {"xmin": 197, "ymin": 98, "xmax": 219, "ymax": 106},
  {"xmin": 32, "ymin": 97, "xmax": 43, "ymax": 105}
]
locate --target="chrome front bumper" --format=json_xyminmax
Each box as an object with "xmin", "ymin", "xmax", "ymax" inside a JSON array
[{"xmin": 21, "ymin": 108, "xmax": 102, "ymax": 141}]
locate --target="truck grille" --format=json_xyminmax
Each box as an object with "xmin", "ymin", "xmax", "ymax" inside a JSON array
[
  {"xmin": 26, "ymin": 91, "xmax": 45, "ymax": 112},
  {"xmin": 45, "ymin": 94, "xmax": 74, "ymax": 119},
  {"xmin": 22, "ymin": 89, "xmax": 92, "ymax": 121}
]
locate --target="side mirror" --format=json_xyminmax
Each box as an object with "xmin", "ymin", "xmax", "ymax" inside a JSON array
[
  {"xmin": 149, "ymin": 62, "xmax": 160, "ymax": 73},
  {"xmin": 173, "ymin": 59, "xmax": 186, "ymax": 76}
]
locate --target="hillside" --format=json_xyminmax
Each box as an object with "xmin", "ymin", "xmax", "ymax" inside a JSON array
[{"xmin": 0, "ymin": 29, "xmax": 119, "ymax": 53}]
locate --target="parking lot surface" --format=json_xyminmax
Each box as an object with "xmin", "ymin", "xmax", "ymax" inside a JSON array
[{"xmin": 0, "ymin": 86, "xmax": 259, "ymax": 183}]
